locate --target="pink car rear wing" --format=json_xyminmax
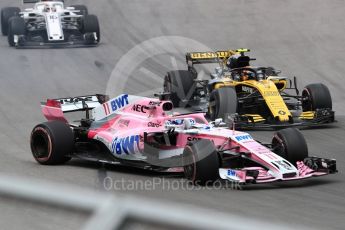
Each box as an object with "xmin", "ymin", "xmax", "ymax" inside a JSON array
[
  {"xmin": 40, "ymin": 94, "xmax": 168, "ymax": 122},
  {"xmin": 41, "ymin": 94, "xmax": 107, "ymax": 122}
]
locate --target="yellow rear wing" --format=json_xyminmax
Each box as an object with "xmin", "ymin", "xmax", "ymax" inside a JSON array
[{"xmin": 185, "ymin": 49, "xmax": 250, "ymax": 67}]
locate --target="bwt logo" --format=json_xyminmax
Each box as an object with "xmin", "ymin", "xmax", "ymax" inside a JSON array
[
  {"xmin": 235, "ymin": 134, "xmax": 253, "ymax": 142},
  {"xmin": 110, "ymin": 94, "xmax": 129, "ymax": 112},
  {"xmin": 228, "ymin": 169, "xmax": 237, "ymax": 177},
  {"xmin": 112, "ymin": 135, "xmax": 140, "ymax": 155}
]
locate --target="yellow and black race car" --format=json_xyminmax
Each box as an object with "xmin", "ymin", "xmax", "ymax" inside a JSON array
[{"xmin": 163, "ymin": 49, "xmax": 335, "ymax": 129}]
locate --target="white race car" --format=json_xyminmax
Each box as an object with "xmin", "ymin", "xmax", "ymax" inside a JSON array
[{"xmin": 1, "ymin": 0, "xmax": 100, "ymax": 47}]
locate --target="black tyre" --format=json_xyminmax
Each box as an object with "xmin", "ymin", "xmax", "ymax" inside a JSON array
[
  {"xmin": 30, "ymin": 121, "xmax": 74, "ymax": 165},
  {"xmin": 302, "ymin": 83, "xmax": 332, "ymax": 112},
  {"xmin": 7, "ymin": 16, "xmax": 25, "ymax": 47},
  {"xmin": 82, "ymin": 14, "xmax": 100, "ymax": 43},
  {"xmin": 271, "ymin": 128, "xmax": 308, "ymax": 166},
  {"xmin": 1, "ymin": 7, "xmax": 20, "ymax": 36},
  {"xmin": 182, "ymin": 139, "xmax": 220, "ymax": 185},
  {"xmin": 71, "ymin": 5, "xmax": 88, "ymax": 16},
  {"xmin": 163, "ymin": 70, "xmax": 196, "ymax": 107},
  {"xmin": 209, "ymin": 87, "xmax": 238, "ymax": 121}
]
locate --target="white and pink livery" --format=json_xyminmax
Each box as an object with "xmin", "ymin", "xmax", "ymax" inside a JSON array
[{"xmin": 31, "ymin": 94, "xmax": 337, "ymax": 186}]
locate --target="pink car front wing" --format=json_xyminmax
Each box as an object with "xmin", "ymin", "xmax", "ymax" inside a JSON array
[{"xmin": 219, "ymin": 158, "xmax": 337, "ymax": 184}]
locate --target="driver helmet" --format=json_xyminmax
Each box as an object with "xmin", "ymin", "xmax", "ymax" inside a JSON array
[
  {"xmin": 233, "ymin": 73, "xmax": 241, "ymax": 81},
  {"xmin": 44, "ymin": 5, "xmax": 57, "ymax": 12},
  {"xmin": 256, "ymin": 71, "xmax": 264, "ymax": 81},
  {"xmin": 241, "ymin": 72, "xmax": 249, "ymax": 81},
  {"xmin": 226, "ymin": 54, "xmax": 250, "ymax": 69},
  {"xmin": 226, "ymin": 54, "xmax": 240, "ymax": 69},
  {"xmin": 43, "ymin": 4, "xmax": 50, "ymax": 12}
]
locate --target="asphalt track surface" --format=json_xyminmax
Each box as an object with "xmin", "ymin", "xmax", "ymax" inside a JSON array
[{"xmin": 0, "ymin": 0, "xmax": 344, "ymax": 229}]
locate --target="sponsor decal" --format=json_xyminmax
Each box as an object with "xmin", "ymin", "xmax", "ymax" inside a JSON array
[
  {"xmin": 265, "ymin": 153, "xmax": 278, "ymax": 160},
  {"xmin": 103, "ymin": 103, "xmax": 111, "ymax": 115},
  {"xmin": 235, "ymin": 134, "xmax": 253, "ymax": 142},
  {"xmin": 278, "ymin": 110, "xmax": 286, "ymax": 115},
  {"xmin": 254, "ymin": 146, "xmax": 273, "ymax": 155},
  {"xmin": 263, "ymin": 91, "xmax": 280, "ymax": 97},
  {"xmin": 149, "ymin": 101, "xmax": 162, "ymax": 106},
  {"xmin": 118, "ymin": 119, "xmax": 130, "ymax": 127},
  {"xmin": 110, "ymin": 94, "xmax": 129, "ymax": 112},
  {"xmin": 188, "ymin": 119, "xmax": 196, "ymax": 125},
  {"xmin": 187, "ymin": 136, "xmax": 201, "ymax": 141},
  {"xmin": 111, "ymin": 135, "xmax": 140, "ymax": 155},
  {"xmin": 275, "ymin": 160, "xmax": 292, "ymax": 170},
  {"xmin": 242, "ymin": 86, "xmax": 254, "ymax": 94},
  {"xmin": 104, "ymin": 94, "xmax": 129, "ymax": 116},
  {"xmin": 202, "ymin": 125, "xmax": 211, "ymax": 131},
  {"xmin": 49, "ymin": 15, "xmax": 58, "ymax": 20},
  {"xmin": 132, "ymin": 104, "xmax": 148, "ymax": 113},
  {"xmin": 227, "ymin": 169, "xmax": 237, "ymax": 177},
  {"xmin": 148, "ymin": 121, "xmax": 161, "ymax": 128},
  {"xmin": 59, "ymin": 96, "xmax": 93, "ymax": 105},
  {"xmin": 108, "ymin": 128, "xmax": 118, "ymax": 135},
  {"xmin": 190, "ymin": 51, "xmax": 229, "ymax": 59},
  {"xmin": 166, "ymin": 118, "xmax": 196, "ymax": 126},
  {"xmin": 166, "ymin": 119, "xmax": 182, "ymax": 125}
]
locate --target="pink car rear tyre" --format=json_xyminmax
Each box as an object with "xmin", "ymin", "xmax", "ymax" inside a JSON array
[{"xmin": 30, "ymin": 121, "xmax": 74, "ymax": 165}]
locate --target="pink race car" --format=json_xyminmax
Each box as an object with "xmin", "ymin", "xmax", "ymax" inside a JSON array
[{"xmin": 30, "ymin": 94, "xmax": 337, "ymax": 185}]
